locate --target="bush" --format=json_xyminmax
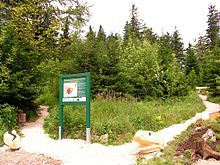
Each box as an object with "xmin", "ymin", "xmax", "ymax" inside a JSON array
[
  {"xmin": 0, "ymin": 104, "xmax": 19, "ymax": 146},
  {"xmin": 43, "ymin": 105, "xmax": 86, "ymax": 139}
]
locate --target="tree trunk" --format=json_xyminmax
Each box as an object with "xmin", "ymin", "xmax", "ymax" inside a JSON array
[{"xmin": 192, "ymin": 138, "xmax": 220, "ymax": 160}]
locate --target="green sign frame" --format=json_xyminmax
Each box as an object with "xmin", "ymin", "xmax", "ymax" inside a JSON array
[{"xmin": 59, "ymin": 72, "xmax": 91, "ymax": 143}]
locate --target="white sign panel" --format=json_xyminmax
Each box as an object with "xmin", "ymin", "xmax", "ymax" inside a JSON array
[{"xmin": 63, "ymin": 83, "xmax": 77, "ymax": 98}]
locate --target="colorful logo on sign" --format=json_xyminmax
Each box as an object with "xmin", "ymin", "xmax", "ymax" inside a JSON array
[
  {"xmin": 66, "ymin": 86, "xmax": 73, "ymax": 94},
  {"xmin": 64, "ymin": 83, "xmax": 77, "ymax": 98}
]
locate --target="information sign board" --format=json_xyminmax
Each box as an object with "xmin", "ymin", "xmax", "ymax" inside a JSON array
[{"xmin": 59, "ymin": 72, "xmax": 91, "ymax": 143}]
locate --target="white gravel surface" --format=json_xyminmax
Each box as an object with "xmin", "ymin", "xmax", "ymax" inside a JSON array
[
  {"xmin": 20, "ymin": 106, "xmax": 138, "ymax": 165},
  {"xmin": 20, "ymin": 96, "xmax": 220, "ymax": 165}
]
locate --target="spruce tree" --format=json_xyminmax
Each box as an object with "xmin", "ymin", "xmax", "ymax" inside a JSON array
[
  {"xmin": 142, "ymin": 27, "xmax": 158, "ymax": 44},
  {"xmin": 206, "ymin": 5, "xmax": 220, "ymax": 49},
  {"xmin": 95, "ymin": 25, "xmax": 108, "ymax": 94},
  {"xmin": 158, "ymin": 33, "xmax": 173, "ymax": 69},
  {"xmin": 205, "ymin": 5, "xmax": 220, "ymax": 96},
  {"xmin": 184, "ymin": 43, "xmax": 199, "ymax": 75},
  {"xmin": 123, "ymin": 4, "xmax": 144, "ymax": 43},
  {"xmin": 171, "ymin": 28, "xmax": 184, "ymax": 69}
]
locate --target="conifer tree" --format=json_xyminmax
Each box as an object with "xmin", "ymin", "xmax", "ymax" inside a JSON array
[
  {"xmin": 158, "ymin": 33, "xmax": 173, "ymax": 69},
  {"xmin": 171, "ymin": 28, "xmax": 184, "ymax": 69},
  {"xmin": 206, "ymin": 5, "xmax": 220, "ymax": 49},
  {"xmin": 142, "ymin": 27, "xmax": 158, "ymax": 44},
  {"xmin": 184, "ymin": 43, "xmax": 199, "ymax": 75},
  {"xmin": 205, "ymin": 5, "xmax": 220, "ymax": 96},
  {"xmin": 123, "ymin": 4, "xmax": 144, "ymax": 43}
]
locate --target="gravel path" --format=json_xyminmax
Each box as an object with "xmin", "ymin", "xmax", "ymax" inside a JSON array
[
  {"xmin": 155, "ymin": 95, "xmax": 220, "ymax": 147},
  {"xmin": 12, "ymin": 95, "xmax": 220, "ymax": 164},
  {"xmin": 20, "ymin": 106, "xmax": 138, "ymax": 165}
]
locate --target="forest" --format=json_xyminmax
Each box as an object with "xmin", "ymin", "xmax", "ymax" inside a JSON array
[{"xmin": 0, "ymin": 0, "xmax": 219, "ymax": 143}]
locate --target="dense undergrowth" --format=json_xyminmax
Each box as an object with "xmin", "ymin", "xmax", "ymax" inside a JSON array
[
  {"xmin": 43, "ymin": 92, "xmax": 205, "ymax": 145},
  {"xmin": 208, "ymin": 96, "xmax": 220, "ymax": 105}
]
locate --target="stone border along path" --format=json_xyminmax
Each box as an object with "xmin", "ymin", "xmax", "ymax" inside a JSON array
[{"xmin": 19, "ymin": 95, "xmax": 220, "ymax": 165}]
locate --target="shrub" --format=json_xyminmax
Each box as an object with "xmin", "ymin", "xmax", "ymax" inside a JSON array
[{"xmin": 0, "ymin": 104, "xmax": 19, "ymax": 146}]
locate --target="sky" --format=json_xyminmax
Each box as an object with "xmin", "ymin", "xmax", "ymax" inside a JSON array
[{"xmin": 86, "ymin": 0, "xmax": 220, "ymax": 46}]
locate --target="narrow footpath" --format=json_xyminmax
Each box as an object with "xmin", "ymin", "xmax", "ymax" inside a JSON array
[{"xmin": 19, "ymin": 95, "xmax": 220, "ymax": 165}]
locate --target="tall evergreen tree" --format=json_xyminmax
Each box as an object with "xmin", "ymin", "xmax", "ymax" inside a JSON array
[
  {"xmin": 195, "ymin": 35, "xmax": 209, "ymax": 63},
  {"xmin": 142, "ymin": 27, "xmax": 158, "ymax": 44},
  {"xmin": 184, "ymin": 43, "xmax": 199, "ymax": 75},
  {"xmin": 171, "ymin": 28, "xmax": 184, "ymax": 69},
  {"xmin": 206, "ymin": 5, "xmax": 220, "ymax": 49},
  {"xmin": 158, "ymin": 33, "xmax": 173, "ymax": 69},
  {"xmin": 97, "ymin": 25, "xmax": 106, "ymax": 42},
  {"xmin": 205, "ymin": 5, "xmax": 220, "ymax": 96},
  {"xmin": 123, "ymin": 4, "xmax": 144, "ymax": 43},
  {"xmin": 101, "ymin": 34, "xmax": 121, "ymax": 94},
  {"xmin": 123, "ymin": 21, "xmax": 132, "ymax": 43},
  {"xmin": 95, "ymin": 25, "xmax": 108, "ymax": 93}
]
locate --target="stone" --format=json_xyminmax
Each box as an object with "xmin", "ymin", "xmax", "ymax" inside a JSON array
[
  {"xmin": 133, "ymin": 130, "xmax": 164, "ymax": 154},
  {"xmin": 100, "ymin": 134, "xmax": 108, "ymax": 143},
  {"xmin": 202, "ymin": 129, "xmax": 216, "ymax": 142},
  {"xmin": 3, "ymin": 130, "xmax": 21, "ymax": 150}
]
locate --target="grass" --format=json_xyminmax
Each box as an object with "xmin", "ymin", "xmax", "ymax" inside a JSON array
[
  {"xmin": 208, "ymin": 96, "xmax": 220, "ymax": 105},
  {"xmin": 43, "ymin": 92, "xmax": 205, "ymax": 145}
]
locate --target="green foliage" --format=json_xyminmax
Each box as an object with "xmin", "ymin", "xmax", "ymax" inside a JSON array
[
  {"xmin": 216, "ymin": 144, "xmax": 220, "ymax": 152},
  {"xmin": 208, "ymin": 95, "xmax": 220, "ymax": 104},
  {"xmin": 187, "ymin": 70, "xmax": 198, "ymax": 88},
  {"xmin": 197, "ymin": 5, "xmax": 220, "ymax": 97},
  {"xmin": 182, "ymin": 149, "xmax": 193, "ymax": 165},
  {"xmin": 185, "ymin": 44, "xmax": 199, "ymax": 76},
  {"xmin": 206, "ymin": 5, "xmax": 220, "ymax": 49},
  {"xmin": 171, "ymin": 28, "xmax": 184, "ymax": 69},
  {"xmin": 0, "ymin": 0, "xmax": 89, "ymax": 112},
  {"xmin": 43, "ymin": 106, "xmax": 59, "ymax": 139},
  {"xmin": 123, "ymin": 4, "xmax": 144, "ymax": 43},
  {"xmin": 215, "ymin": 133, "xmax": 220, "ymax": 140},
  {"xmin": 136, "ymin": 157, "xmax": 148, "ymax": 165},
  {"xmin": 44, "ymin": 92, "xmax": 205, "ymax": 145},
  {"xmin": 36, "ymin": 59, "xmax": 61, "ymax": 107},
  {"xmin": 0, "ymin": 104, "xmax": 19, "ymax": 145},
  {"xmin": 40, "ymin": 4, "xmax": 191, "ymax": 100}
]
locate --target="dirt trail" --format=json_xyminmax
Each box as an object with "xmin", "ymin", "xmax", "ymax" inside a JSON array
[{"xmin": 21, "ymin": 105, "xmax": 50, "ymax": 139}]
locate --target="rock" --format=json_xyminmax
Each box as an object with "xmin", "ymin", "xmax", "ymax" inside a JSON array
[
  {"xmin": 202, "ymin": 129, "xmax": 216, "ymax": 142},
  {"xmin": 208, "ymin": 158, "xmax": 218, "ymax": 161},
  {"xmin": 195, "ymin": 127, "xmax": 202, "ymax": 131},
  {"xmin": 209, "ymin": 112, "xmax": 220, "ymax": 122},
  {"xmin": 3, "ymin": 130, "xmax": 21, "ymax": 150},
  {"xmin": 100, "ymin": 134, "xmax": 108, "ymax": 143},
  {"xmin": 133, "ymin": 130, "xmax": 164, "ymax": 154}
]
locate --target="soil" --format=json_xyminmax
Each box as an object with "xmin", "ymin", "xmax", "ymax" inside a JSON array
[
  {"xmin": 176, "ymin": 121, "xmax": 220, "ymax": 163},
  {"xmin": 0, "ymin": 149, "xmax": 62, "ymax": 165}
]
